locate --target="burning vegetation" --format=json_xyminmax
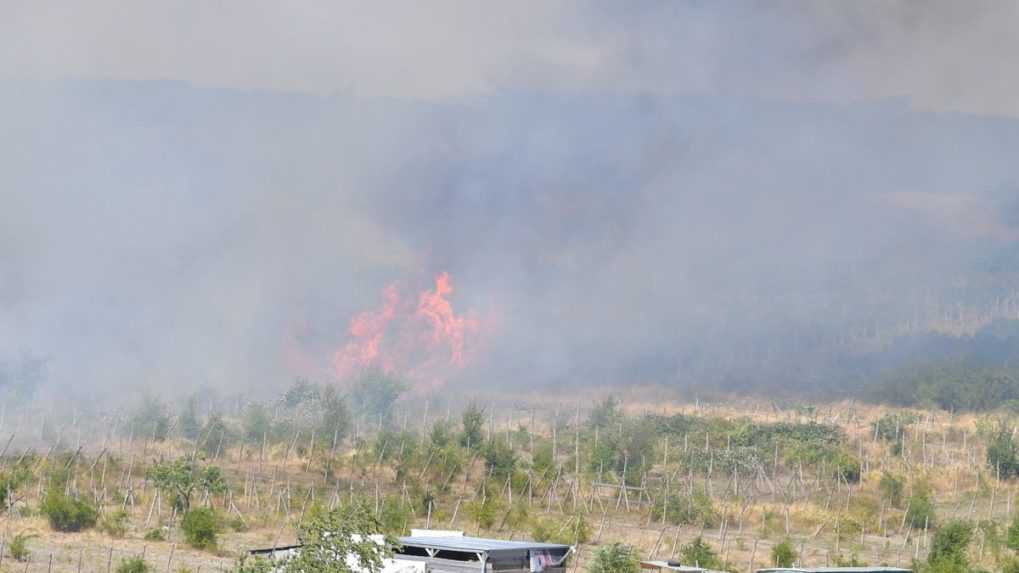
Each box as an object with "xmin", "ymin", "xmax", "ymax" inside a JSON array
[{"xmin": 332, "ymin": 273, "xmax": 485, "ymax": 392}]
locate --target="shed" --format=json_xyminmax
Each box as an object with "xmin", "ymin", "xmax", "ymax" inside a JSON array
[
  {"xmin": 395, "ymin": 535, "xmax": 573, "ymax": 573},
  {"xmin": 640, "ymin": 559, "xmax": 726, "ymax": 573},
  {"xmin": 758, "ymin": 562, "xmax": 908, "ymax": 566}
]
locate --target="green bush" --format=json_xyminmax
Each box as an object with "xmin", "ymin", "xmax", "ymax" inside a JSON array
[
  {"xmin": 771, "ymin": 539, "xmax": 797, "ymax": 568},
  {"xmin": 831, "ymin": 450, "xmax": 861, "ymax": 483},
  {"xmin": 9, "ymin": 533, "xmax": 34, "ymax": 562},
  {"xmin": 927, "ymin": 520, "xmax": 973, "ymax": 571},
  {"xmin": 378, "ymin": 497, "xmax": 414, "ymax": 536},
  {"xmin": 40, "ymin": 488, "xmax": 98, "ymax": 532},
  {"xmin": 144, "ymin": 528, "xmax": 166, "ymax": 542},
  {"xmin": 100, "ymin": 509, "xmax": 130, "ymax": 538},
  {"xmin": 116, "ymin": 557, "xmax": 150, "ymax": 573},
  {"xmin": 460, "ymin": 403, "xmax": 485, "ymax": 450},
  {"xmin": 679, "ymin": 537, "xmax": 722, "ymax": 570},
  {"xmin": 906, "ymin": 480, "xmax": 936, "ymax": 530},
  {"xmin": 987, "ymin": 424, "xmax": 1019, "ymax": 478},
  {"xmin": 350, "ymin": 370, "xmax": 406, "ymax": 419},
  {"xmin": 465, "ymin": 496, "xmax": 503, "ymax": 531},
  {"xmin": 483, "ymin": 438, "xmax": 518, "ymax": 481},
  {"xmin": 233, "ymin": 557, "xmax": 273, "ymax": 573},
  {"xmin": 651, "ymin": 488, "xmax": 720, "ymax": 527},
  {"xmin": 181, "ymin": 507, "xmax": 221, "ymax": 550},
  {"xmin": 588, "ymin": 543, "xmax": 639, "ymax": 573},
  {"xmin": 880, "ymin": 472, "xmax": 905, "ymax": 508}
]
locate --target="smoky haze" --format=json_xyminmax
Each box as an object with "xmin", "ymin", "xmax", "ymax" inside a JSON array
[{"xmin": 1, "ymin": 2, "xmax": 1018, "ymax": 403}]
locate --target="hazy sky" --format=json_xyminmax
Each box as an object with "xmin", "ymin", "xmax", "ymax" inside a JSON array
[
  {"xmin": 3, "ymin": 1, "xmax": 1018, "ymax": 115},
  {"xmin": 2, "ymin": 2, "xmax": 1019, "ymax": 402}
]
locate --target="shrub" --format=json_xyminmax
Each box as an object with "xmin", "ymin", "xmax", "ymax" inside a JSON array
[
  {"xmin": 831, "ymin": 451, "xmax": 861, "ymax": 483},
  {"xmin": 9, "ymin": 533, "xmax": 34, "ymax": 562},
  {"xmin": 286, "ymin": 502, "xmax": 392, "ymax": 573},
  {"xmin": 679, "ymin": 537, "xmax": 722, "ymax": 570},
  {"xmin": 588, "ymin": 396, "xmax": 623, "ymax": 430},
  {"xmin": 483, "ymin": 438, "xmax": 517, "ymax": 481},
  {"xmin": 126, "ymin": 396, "xmax": 171, "ymax": 442},
  {"xmin": 181, "ymin": 508, "xmax": 220, "ymax": 550},
  {"xmin": 533, "ymin": 514, "xmax": 592, "ymax": 545},
  {"xmin": 1008, "ymin": 512, "xmax": 1019, "ymax": 551},
  {"xmin": 378, "ymin": 497, "xmax": 414, "ymax": 536},
  {"xmin": 771, "ymin": 539, "xmax": 797, "ymax": 568},
  {"xmin": 928, "ymin": 520, "xmax": 973, "ymax": 571},
  {"xmin": 460, "ymin": 403, "xmax": 485, "ymax": 450},
  {"xmin": 872, "ymin": 413, "xmax": 915, "ymax": 442},
  {"xmin": 144, "ymin": 528, "xmax": 166, "ymax": 542},
  {"xmin": 41, "ymin": 488, "xmax": 98, "ymax": 532},
  {"xmin": 588, "ymin": 543, "xmax": 639, "ymax": 573},
  {"xmin": 906, "ymin": 480, "xmax": 936, "ymax": 530},
  {"xmin": 350, "ymin": 370, "xmax": 406, "ymax": 419},
  {"xmin": 987, "ymin": 424, "xmax": 1019, "ymax": 478},
  {"xmin": 116, "ymin": 557, "xmax": 150, "ymax": 573},
  {"xmin": 100, "ymin": 509, "xmax": 130, "ymax": 538},
  {"xmin": 465, "ymin": 496, "xmax": 503, "ymax": 531},
  {"xmin": 234, "ymin": 557, "xmax": 273, "ymax": 573},
  {"xmin": 651, "ymin": 488, "xmax": 720, "ymax": 527},
  {"xmin": 880, "ymin": 472, "xmax": 905, "ymax": 508}
]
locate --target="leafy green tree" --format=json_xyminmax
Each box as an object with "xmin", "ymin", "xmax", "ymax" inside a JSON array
[
  {"xmin": 651, "ymin": 488, "xmax": 720, "ymax": 527},
  {"xmin": 587, "ymin": 543, "xmax": 638, "ymax": 573},
  {"xmin": 243, "ymin": 402, "xmax": 272, "ymax": 445},
  {"xmin": 284, "ymin": 378, "xmax": 320, "ymax": 409},
  {"xmin": 148, "ymin": 458, "xmax": 225, "ymax": 512},
  {"xmin": 588, "ymin": 396, "xmax": 623, "ymax": 430},
  {"xmin": 350, "ymin": 370, "xmax": 406, "ymax": 419},
  {"xmin": 0, "ymin": 462, "xmax": 33, "ymax": 509},
  {"xmin": 906, "ymin": 479, "xmax": 937, "ymax": 529},
  {"xmin": 988, "ymin": 424, "xmax": 1019, "ymax": 478},
  {"xmin": 880, "ymin": 471, "xmax": 905, "ymax": 508},
  {"xmin": 771, "ymin": 539, "xmax": 797, "ymax": 568},
  {"xmin": 126, "ymin": 396, "xmax": 171, "ymax": 441},
  {"xmin": 198, "ymin": 412, "xmax": 234, "ymax": 458},
  {"xmin": 460, "ymin": 402, "xmax": 485, "ymax": 450},
  {"xmin": 466, "ymin": 496, "xmax": 504, "ymax": 530},
  {"xmin": 378, "ymin": 496, "xmax": 414, "ymax": 536},
  {"xmin": 483, "ymin": 437, "xmax": 517, "ymax": 481},
  {"xmin": 679, "ymin": 537, "xmax": 722, "ymax": 569},
  {"xmin": 319, "ymin": 385, "xmax": 352, "ymax": 446},
  {"xmin": 179, "ymin": 395, "xmax": 202, "ymax": 441},
  {"xmin": 429, "ymin": 420, "xmax": 452, "ymax": 449},
  {"xmin": 927, "ymin": 520, "xmax": 973, "ymax": 572},
  {"xmin": 181, "ymin": 507, "xmax": 221, "ymax": 550},
  {"xmin": 285, "ymin": 502, "xmax": 394, "ymax": 573}
]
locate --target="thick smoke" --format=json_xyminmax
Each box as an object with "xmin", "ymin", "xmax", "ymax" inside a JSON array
[{"xmin": 1, "ymin": 3, "xmax": 1018, "ymax": 402}]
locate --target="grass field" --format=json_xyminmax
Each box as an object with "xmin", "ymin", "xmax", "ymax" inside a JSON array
[{"xmin": 0, "ymin": 390, "xmax": 1016, "ymax": 573}]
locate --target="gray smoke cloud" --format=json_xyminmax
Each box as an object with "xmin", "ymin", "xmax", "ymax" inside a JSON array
[{"xmin": 1, "ymin": 2, "xmax": 1018, "ymax": 402}]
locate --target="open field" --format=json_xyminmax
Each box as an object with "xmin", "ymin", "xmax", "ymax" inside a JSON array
[{"xmin": 1, "ymin": 388, "xmax": 1017, "ymax": 573}]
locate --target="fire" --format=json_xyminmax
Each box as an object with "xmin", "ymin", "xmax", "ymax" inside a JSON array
[{"xmin": 332, "ymin": 273, "xmax": 483, "ymax": 389}]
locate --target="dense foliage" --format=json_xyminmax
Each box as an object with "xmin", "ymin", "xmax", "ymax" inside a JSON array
[
  {"xmin": 40, "ymin": 488, "xmax": 98, "ymax": 532},
  {"xmin": 286, "ymin": 503, "xmax": 393, "ymax": 573},
  {"xmin": 588, "ymin": 543, "xmax": 639, "ymax": 573},
  {"xmin": 182, "ymin": 507, "xmax": 221, "ymax": 550}
]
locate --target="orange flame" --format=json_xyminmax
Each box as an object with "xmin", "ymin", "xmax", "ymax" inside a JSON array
[{"xmin": 332, "ymin": 273, "xmax": 483, "ymax": 389}]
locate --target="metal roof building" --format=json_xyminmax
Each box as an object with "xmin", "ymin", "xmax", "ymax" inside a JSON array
[
  {"xmin": 640, "ymin": 559, "xmax": 727, "ymax": 573},
  {"xmin": 754, "ymin": 562, "xmax": 913, "ymax": 566},
  {"xmin": 394, "ymin": 535, "xmax": 572, "ymax": 573}
]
